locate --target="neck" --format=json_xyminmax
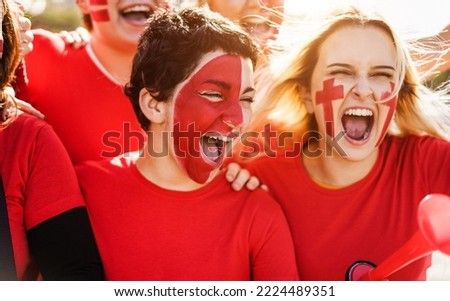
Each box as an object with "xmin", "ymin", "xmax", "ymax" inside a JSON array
[
  {"xmin": 89, "ymin": 38, "xmax": 136, "ymax": 86},
  {"xmin": 302, "ymin": 142, "xmax": 379, "ymax": 187},
  {"xmin": 135, "ymin": 141, "xmax": 210, "ymax": 192}
]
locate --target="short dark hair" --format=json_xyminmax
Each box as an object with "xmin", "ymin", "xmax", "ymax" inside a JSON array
[{"xmin": 124, "ymin": 7, "xmax": 260, "ymax": 130}]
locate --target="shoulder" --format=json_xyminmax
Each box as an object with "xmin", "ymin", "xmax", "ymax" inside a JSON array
[
  {"xmin": 235, "ymin": 184, "xmax": 285, "ymax": 219},
  {"xmin": 75, "ymin": 153, "xmax": 138, "ymax": 184},
  {"xmin": 6, "ymin": 113, "xmax": 54, "ymax": 141},
  {"xmin": 27, "ymin": 29, "xmax": 80, "ymax": 64},
  {"xmin": 383, "ymin": 135, "xmax": 450, "ymax": 156},
  {"xmin": 30, "ymin": 29, "xmax": 66, "ymax": 51},
  {"xmin": 245, "ymin": 155, "xmax": 299, "ymax": 179}
]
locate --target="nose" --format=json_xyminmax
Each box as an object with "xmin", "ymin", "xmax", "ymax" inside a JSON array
[
  {"xmin": 351, "ymin": 76, "xmax": 373, "ymax": 100},
  {"xmin": 222, "ymin": 101, "xmax": 244, "ymax": 129}
]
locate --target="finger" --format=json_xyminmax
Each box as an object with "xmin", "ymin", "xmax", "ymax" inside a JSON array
[
  {"xmin": 76, "ymin": 27, "xmax": 91, "ymax": 43},
  {"xmin": 231, "ymin": 169, "xmax": 251, "ymax": 191},
  {"xmin": 245, "ymin": 176, "xmax": 261, "ymax": 191},
  {"xmin": 20, "ymin": 41, "xmax": 33, "ymax": 56},
  {"xmin": 59, "ymin": 31, "xmax": 75, "ymax": 44},
  {"xmin": 260, "ymin": 184, "xmax": 269, "ymax": 192},
  {"xmin": 224, "ymin": 162, "xmax": 240, "ymax": 182},
  {"xmin": 19, "ymin": 35, "xmax": 34, "ymax": 56},
  {"xmin": 14, "ymin": 0, "xmax": 26, "ymax": 14},
  {"xmin": 15, "ymin": 98, "xmax": 45, "ymax": 119},
  {"xmin": 70, "ymin": 32, "xmax": 83, "ymax": 44},
  {"xmin": 18, "ymin": 16, "xmax": 32, "ymax": 31}
]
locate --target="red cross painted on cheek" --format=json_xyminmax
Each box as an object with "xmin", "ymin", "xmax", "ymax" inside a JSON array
[
  {"xmin": 315, "ymin": 78, "xmax": 344, "ymax": 137},
  {"xmin": 90, "ymin": 0, "xmax": 107, "ymax": 4},
  {"xmin": 90, "ymin": 0, "xmax": 110, "ymax": 22},
  {"xmin": 376, "ymin": 82, "xmax": 397, "ymax": 146},
  {"xmin": 91, "ymin": 9, "xmax": 110, "ymax": 22}
]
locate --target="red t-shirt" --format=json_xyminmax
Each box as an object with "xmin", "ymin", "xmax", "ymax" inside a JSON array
[
  {"xmin": 0, "ymin": 113, "xmax": 85, "ymax": 279},
  {"xmin": 17, "ymin": 30, "xmax": 144, "ymax": 164},
  {"xmin": 76, "ymin": 154, "xmax": 299, "ymax": 280},
  {"xmin": 247, "ymin": 135, "xmax": 450, "ymax": 280}
]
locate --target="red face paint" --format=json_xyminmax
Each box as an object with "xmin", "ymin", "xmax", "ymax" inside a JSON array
[
  {"xmin": 375, "ymin": 82, "xmax": 397, "ymax": 146},
  {"xmin": 315, "ymin": 78, "xmax": 344, "ymax": 138},
  {"xmin": 91, "ymin": 9, "xmax": 110, "ymax": 22},
  {"xmin": 90, "ymin": 0, "xmax": 107, "ymax": 4},
  {"xmin": 173, "ymin": 54, "xmax": 244, "ymax": 183},
  {"xmin": 89, "ymin": 0, "xmax": 110, "ymax": 22}
]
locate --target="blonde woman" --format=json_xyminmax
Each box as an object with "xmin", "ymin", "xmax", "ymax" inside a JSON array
[{"xmin": 240, "ymin": 6, "xmax": 450, "ymax": 280}]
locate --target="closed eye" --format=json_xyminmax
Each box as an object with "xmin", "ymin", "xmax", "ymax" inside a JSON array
[
  {"xmin": 198, "ymin": 91, "xmax": 224, "ymax": 102},
  {"xmin": 240, "ymin": 96, "xmax": 254, "ymax": 109},
  {"xmin": 329, "ymin": 69, "xmax": 353, "ymax": 77},
  {"xmin": 370, "ymin": 72, "xmax": 393, "ymax": 79}
]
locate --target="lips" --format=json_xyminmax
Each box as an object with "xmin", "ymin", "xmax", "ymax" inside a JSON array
[
  {"xmin": 120, "ymin": 4, "xmax": 153, "ymax": 26},
  {"xmin": 200, "ymin": 132, "xmax": 239, "ymax": 164},
  {"xmin": 342, "ymin": 108, "xmax": 374, "ymax": 142}
]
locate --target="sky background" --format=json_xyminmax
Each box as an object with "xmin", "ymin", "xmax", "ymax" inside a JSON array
[{"xmin": 285, "ymin": 0, "xmax": 449, "ymax": 37}]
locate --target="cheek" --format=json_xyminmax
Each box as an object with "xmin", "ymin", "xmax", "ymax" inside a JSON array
[
  {"xmin": 89, "ymin": 0, "xmax": 110, "ymax": 22},
  {"xmin": 242, "ymin": 107, "xmax": 252, "ymax": 129}
]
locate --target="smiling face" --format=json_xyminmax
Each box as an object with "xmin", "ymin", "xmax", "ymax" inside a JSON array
[
  {"xmin": 308, "ymin": 25, "xmax": 399, "ymax": 161},
  {"xmin": 82, "ymin": 0, "xmax": 167, "ymax": 47},
  {"xmin": 166, "ymin": 51, "xmax": 254, "ymax": 184},
  {"xmin": 206, "ymin": 0, "xmax": 283, "ymax": 49}
]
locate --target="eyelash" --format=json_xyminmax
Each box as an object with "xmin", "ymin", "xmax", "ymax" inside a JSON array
[
  {"xmin": 329, "ymin": 70, "xmax": 393, "ymax": 79},
  {"xmin": 370, "ymin": 72, "xmax": 393, "ymax": 79},
  {"xmin": 198, "ymin": 91, "xmax": 223, "ymax": 102},
  {"xmin": 240, "ymin": 97, "xmax": 254, "ymax": 103},
  {"xmin": 198, "ymin": 92, "xmax": 254, "ymax": 104}
]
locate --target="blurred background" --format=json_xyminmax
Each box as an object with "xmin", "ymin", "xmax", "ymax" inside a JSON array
[{"xmin": 23, "ymin": 0, "xmax": 450, "ymax": 36}]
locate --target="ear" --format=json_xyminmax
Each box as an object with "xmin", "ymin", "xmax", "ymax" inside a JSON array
[
  {"xmin": 76, "ymin": 0, "xmax": 90, "ymax": 14},
  {"xmin": 139, "ymin": 89, "xmax": 167, "ymax": 124},
  {"xmin": 302, "ymin": 89, "xmax": 314, "ymax": 114}
]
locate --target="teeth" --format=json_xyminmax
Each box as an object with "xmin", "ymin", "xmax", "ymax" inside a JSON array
[
  {"xmin": 344, "ymin": 108, "xmax": 373, "ymax": 117},
  {"xmin": 204, "ymin": 135, "xmax": 233, "ymax": 143},
  {"xmin": 122, "ymin": 5, "xmax": 151, "ymax": 13}
]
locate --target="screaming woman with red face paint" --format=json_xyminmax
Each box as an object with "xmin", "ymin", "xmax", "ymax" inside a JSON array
[
  {"xmin": 234, "ymin": 6, "xmax": 450, "ymax": 280},
  {"xmin": 75, "ymin": 7, "xmax": 298, "ymax": 280}
]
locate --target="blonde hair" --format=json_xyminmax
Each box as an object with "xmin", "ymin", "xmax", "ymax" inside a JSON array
[{"xmin": 250, "ymin": 6, "xmax": 450, "ymax": 144}]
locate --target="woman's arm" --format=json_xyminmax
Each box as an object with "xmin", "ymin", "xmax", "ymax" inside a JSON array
[{"xmin": 27, "ymin": 207, "xmax": 104, "ymax": 280}]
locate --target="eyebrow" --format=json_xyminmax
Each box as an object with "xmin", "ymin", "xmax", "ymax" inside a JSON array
[
  {"xmin": 203, "ymin": 80, "xmax": 231, "ymax": 90},
  {"xmin": 243, "ymin": 87, "xmax": 255, "ymax": 94},
  {"xmin": 327, "ymin": 63, "xmax": 396, "ymax": 71},
  {"xmin": 203, "ymin": 80, "xmax": 255, "ymax": 94}
]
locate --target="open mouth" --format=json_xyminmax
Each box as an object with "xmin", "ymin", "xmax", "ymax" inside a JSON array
[
  {"xmin": 120, "ymin": 5, "xmax": 154, "ymax": 25},
  {"xmin": 200, "ymin": 133, "xmax": 237, "ymax": 164},
  {"xmin": 341, "ymin": 108, "xmax": 374, "ymax": 142}
]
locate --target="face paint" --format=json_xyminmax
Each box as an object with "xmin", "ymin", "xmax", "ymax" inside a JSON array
[
  {"xmin": 173, "ymin": 54, "xmax": 245, "ymax": 184},
  {"xmin": 315, "ymin": 78, "xmax": 344, "ymax": 138},
  {"xmin": 375, "ymin": 82, "xmax": 397, "ymax": 146},
  {"xmin": 90, "ymin": 0, "xmax": 110, "ymax": 22}
]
